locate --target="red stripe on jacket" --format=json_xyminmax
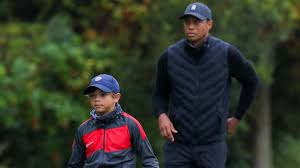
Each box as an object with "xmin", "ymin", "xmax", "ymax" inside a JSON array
[
  {"xmin": 82, "ymin": 125, "xmax": 132, "ymax": 158},
  {"xmin": 81, "ymin": 112, "xmax": 147, "ymax": 158},
  {"xmin": 83, "ymin": 129, "xmax": 105, "ymax": 158},
  {"xmin": 105, "ymin": 125, "xmax": 132, "ymax": 152},
  {"xmin": 122, "ymin": 112, "xmax": 147, "ymax": 140}
]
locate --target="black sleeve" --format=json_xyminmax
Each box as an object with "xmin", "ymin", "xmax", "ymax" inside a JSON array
[
  {"xmin": 228, "ymin": 45, "xmax": 259, "ymax": 120},
  {"xmin": 152, "ymin": 50, "xmax": 171, "ymax": 118},
  {"xmin": 128, "ymin": 119, "xmax": 160, "ymax": 168},
  {"xmin": 67, "ymin": 128, "xmax": 86, "ymax": 168}
]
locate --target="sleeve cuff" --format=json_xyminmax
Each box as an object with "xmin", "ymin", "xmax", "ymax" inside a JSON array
[
  {"xmin": 154, "ymin": 109, "xmax": 166, "ymax": 118},
  {"xmin": 233, "ymin": 112, "xmax": 243, "ymax": 120}
]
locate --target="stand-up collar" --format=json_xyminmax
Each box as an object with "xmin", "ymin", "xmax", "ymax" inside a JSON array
[
  {"xmin": 185, "ymin": 35, "xmax": 210, "ymax": 50},
  {"xmin": 184, "ymin": 36, "xmax": 210, "ymax": 61},
  {"xmin": 90, "ymin": 104, "xmax": 122, "ymax": 126}
]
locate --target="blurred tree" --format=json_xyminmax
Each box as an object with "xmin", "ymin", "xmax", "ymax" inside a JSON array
[
  {"xmin": 0, "ymin": 0, "xmax": 300, "ymax": 168},
  {"xmin": 272, "ymin": 27, "xmax": 300, "ymax": 168},
  {"xmin": 0, "ymin": 18, "xmax": 118, "ymax": 167},
  {"xmin": 209, "ymin": 1, "xmax": 299, "ymax": 168}
]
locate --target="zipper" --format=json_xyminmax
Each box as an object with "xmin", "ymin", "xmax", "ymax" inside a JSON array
[{"xmin": 103, "ymin": 128, "xmax": 106, "ymax": 152}]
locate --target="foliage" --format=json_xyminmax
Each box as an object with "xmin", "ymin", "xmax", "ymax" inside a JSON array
[
  {"xmin": 0, "ymin": 17, "xmax": 117, "ymax": 167},
  {"xmin": 210, "ymin": 0, "xmax": 298, "ymax": 84},
  {"xmin": 272, "ymin": 28, "xmax": 300, "ymax": 168},
  {"xmin": 274, "ymin": 135, "xmax": 300, "ymax": 167},
  {"xmin": 0, "ymin": 0, "xmax": 300, "ymax": 168}
]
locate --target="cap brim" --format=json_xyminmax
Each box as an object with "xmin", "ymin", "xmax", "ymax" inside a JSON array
[
  {"xmin": 83, "ymin": 84, "xmax": 112, "ymax": 95},
  {"xmin": 179, "ymin": 13, "xmax": 207, "ymax": 20}
]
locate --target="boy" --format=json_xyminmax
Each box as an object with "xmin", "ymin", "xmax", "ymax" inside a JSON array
[{"xmin": 68, "ymin": 74, "xmax": 159, "ymax": 168}]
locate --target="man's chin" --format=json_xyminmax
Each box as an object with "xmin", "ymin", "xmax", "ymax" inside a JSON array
[{"xmin": 187, "ymin": 38, "xmax": 197, "ymax": 42}]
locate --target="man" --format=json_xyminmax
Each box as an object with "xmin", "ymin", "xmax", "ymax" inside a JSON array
[{"xmin": 152, "ymin": 2, "xmax": 258, "ymax": 168}]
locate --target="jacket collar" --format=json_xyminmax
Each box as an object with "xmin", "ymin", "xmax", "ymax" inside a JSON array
[
  {"xmin": 90, "ymin": 104, "xmax": 122, "ymax": 126},
  {"xmin": 184, "ymin": 35, "xmax": 210, "ymax": 49}
]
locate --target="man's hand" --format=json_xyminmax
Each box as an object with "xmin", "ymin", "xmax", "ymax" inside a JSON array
[
  {"xmin": 158, "ymin": 113, "xmax": 178, "ymax": 142},
  {"xmin": 227, "ymin": 117, "xmax": 240, "ymax": 135}
]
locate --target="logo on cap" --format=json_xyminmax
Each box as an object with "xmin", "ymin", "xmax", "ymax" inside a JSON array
[
  {"xmin": 191, "ymin": 4, "xmax": 197, "ymax": 10},
  {"xmin": 95, "ymin": 76, "xmax": 102, "ymax": 81}
]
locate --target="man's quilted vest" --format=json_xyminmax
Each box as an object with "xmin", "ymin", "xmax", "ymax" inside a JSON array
[{"xmin": 167, "ymin": 36, "xmax": 230, "ymax": 144}]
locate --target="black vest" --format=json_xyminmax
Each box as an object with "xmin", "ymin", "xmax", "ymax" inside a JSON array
[{"xmin": 167, "ymin": 36, "xmax": 230, "ymax": 144}]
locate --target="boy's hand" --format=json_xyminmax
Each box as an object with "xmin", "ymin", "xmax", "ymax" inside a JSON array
[
  {"xmin": 158, "ymin": 113, "xmax": 178, "ymax": 142},
  {"xmin": 227, "ymin": 117, "xmax": 240, "ymax": 135}
]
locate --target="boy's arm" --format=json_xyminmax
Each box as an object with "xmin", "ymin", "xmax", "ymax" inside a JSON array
[
  {"xmin": 67, "ymin": 129, "xmax": 86, "ymax": 168},
  {"xmin": 128, "ymin": 117, "xmax": 160, "ymax": 168}
]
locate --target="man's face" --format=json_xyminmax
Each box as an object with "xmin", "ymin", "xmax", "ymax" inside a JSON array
[
  {"xmin": 87, "ymin": 89, "xmax": 120, "ymax": 115},
  {"xmin": 183, "ymin": 15, "xmax": 213, "ymax": 46}
]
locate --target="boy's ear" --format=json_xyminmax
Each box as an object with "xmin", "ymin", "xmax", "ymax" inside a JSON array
[{"xmin": 113, "ymin": 93, "xmax": 121, "ymax": 102}]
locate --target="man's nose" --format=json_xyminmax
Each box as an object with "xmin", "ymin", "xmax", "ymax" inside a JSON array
[{"xmin": 187, "ymin": 23, "xmax": 195, "ymax": 29}]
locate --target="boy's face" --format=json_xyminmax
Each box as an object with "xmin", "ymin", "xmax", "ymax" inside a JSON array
[{"xmin": 87, "ymin": 89, "xmax": 120, "ymax": 116}]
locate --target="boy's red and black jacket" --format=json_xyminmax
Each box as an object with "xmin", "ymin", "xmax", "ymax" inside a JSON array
[{"xmin": 68, "ymin": 105, "xmax": 159, "ymax": 168}]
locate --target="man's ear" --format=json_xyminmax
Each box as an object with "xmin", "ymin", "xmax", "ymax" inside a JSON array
[{"xmin": 207, "ymin": 20, "xmax": 213, "ymax": 30}]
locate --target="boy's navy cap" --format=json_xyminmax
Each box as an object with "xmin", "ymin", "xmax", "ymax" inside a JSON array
[
  {"xmin": 180, "ymin": 2, "xmax": 212, "ymax": 20},
  {"xmin": 83, "ymin": 74, "xmax": 120, "ymax": 94}
]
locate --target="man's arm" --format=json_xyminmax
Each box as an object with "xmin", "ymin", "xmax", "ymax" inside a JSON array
[
  {"xmin": 228, "ymin": 45, "xmax": 259, "ymax": 119},
  {"xmin": 152, "ymin": 51, "xmax": 170, "ymax": 118},
  {"xmin": 152, "ymin": 51, "xmax": 177, "ymax": 141},
  {"xmin": 227, "ymin": 45, "xmax": 259, "ymax": 133}
]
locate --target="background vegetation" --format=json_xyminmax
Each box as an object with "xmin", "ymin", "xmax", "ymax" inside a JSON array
[{"xmin": 0, "ymin": 0, "xmax": 300, "ymax": 167}]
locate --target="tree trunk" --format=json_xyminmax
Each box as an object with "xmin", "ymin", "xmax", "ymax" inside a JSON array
[{"xmin": 253, "ymin": 84, "xmax": 272, "ymax": 168}]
